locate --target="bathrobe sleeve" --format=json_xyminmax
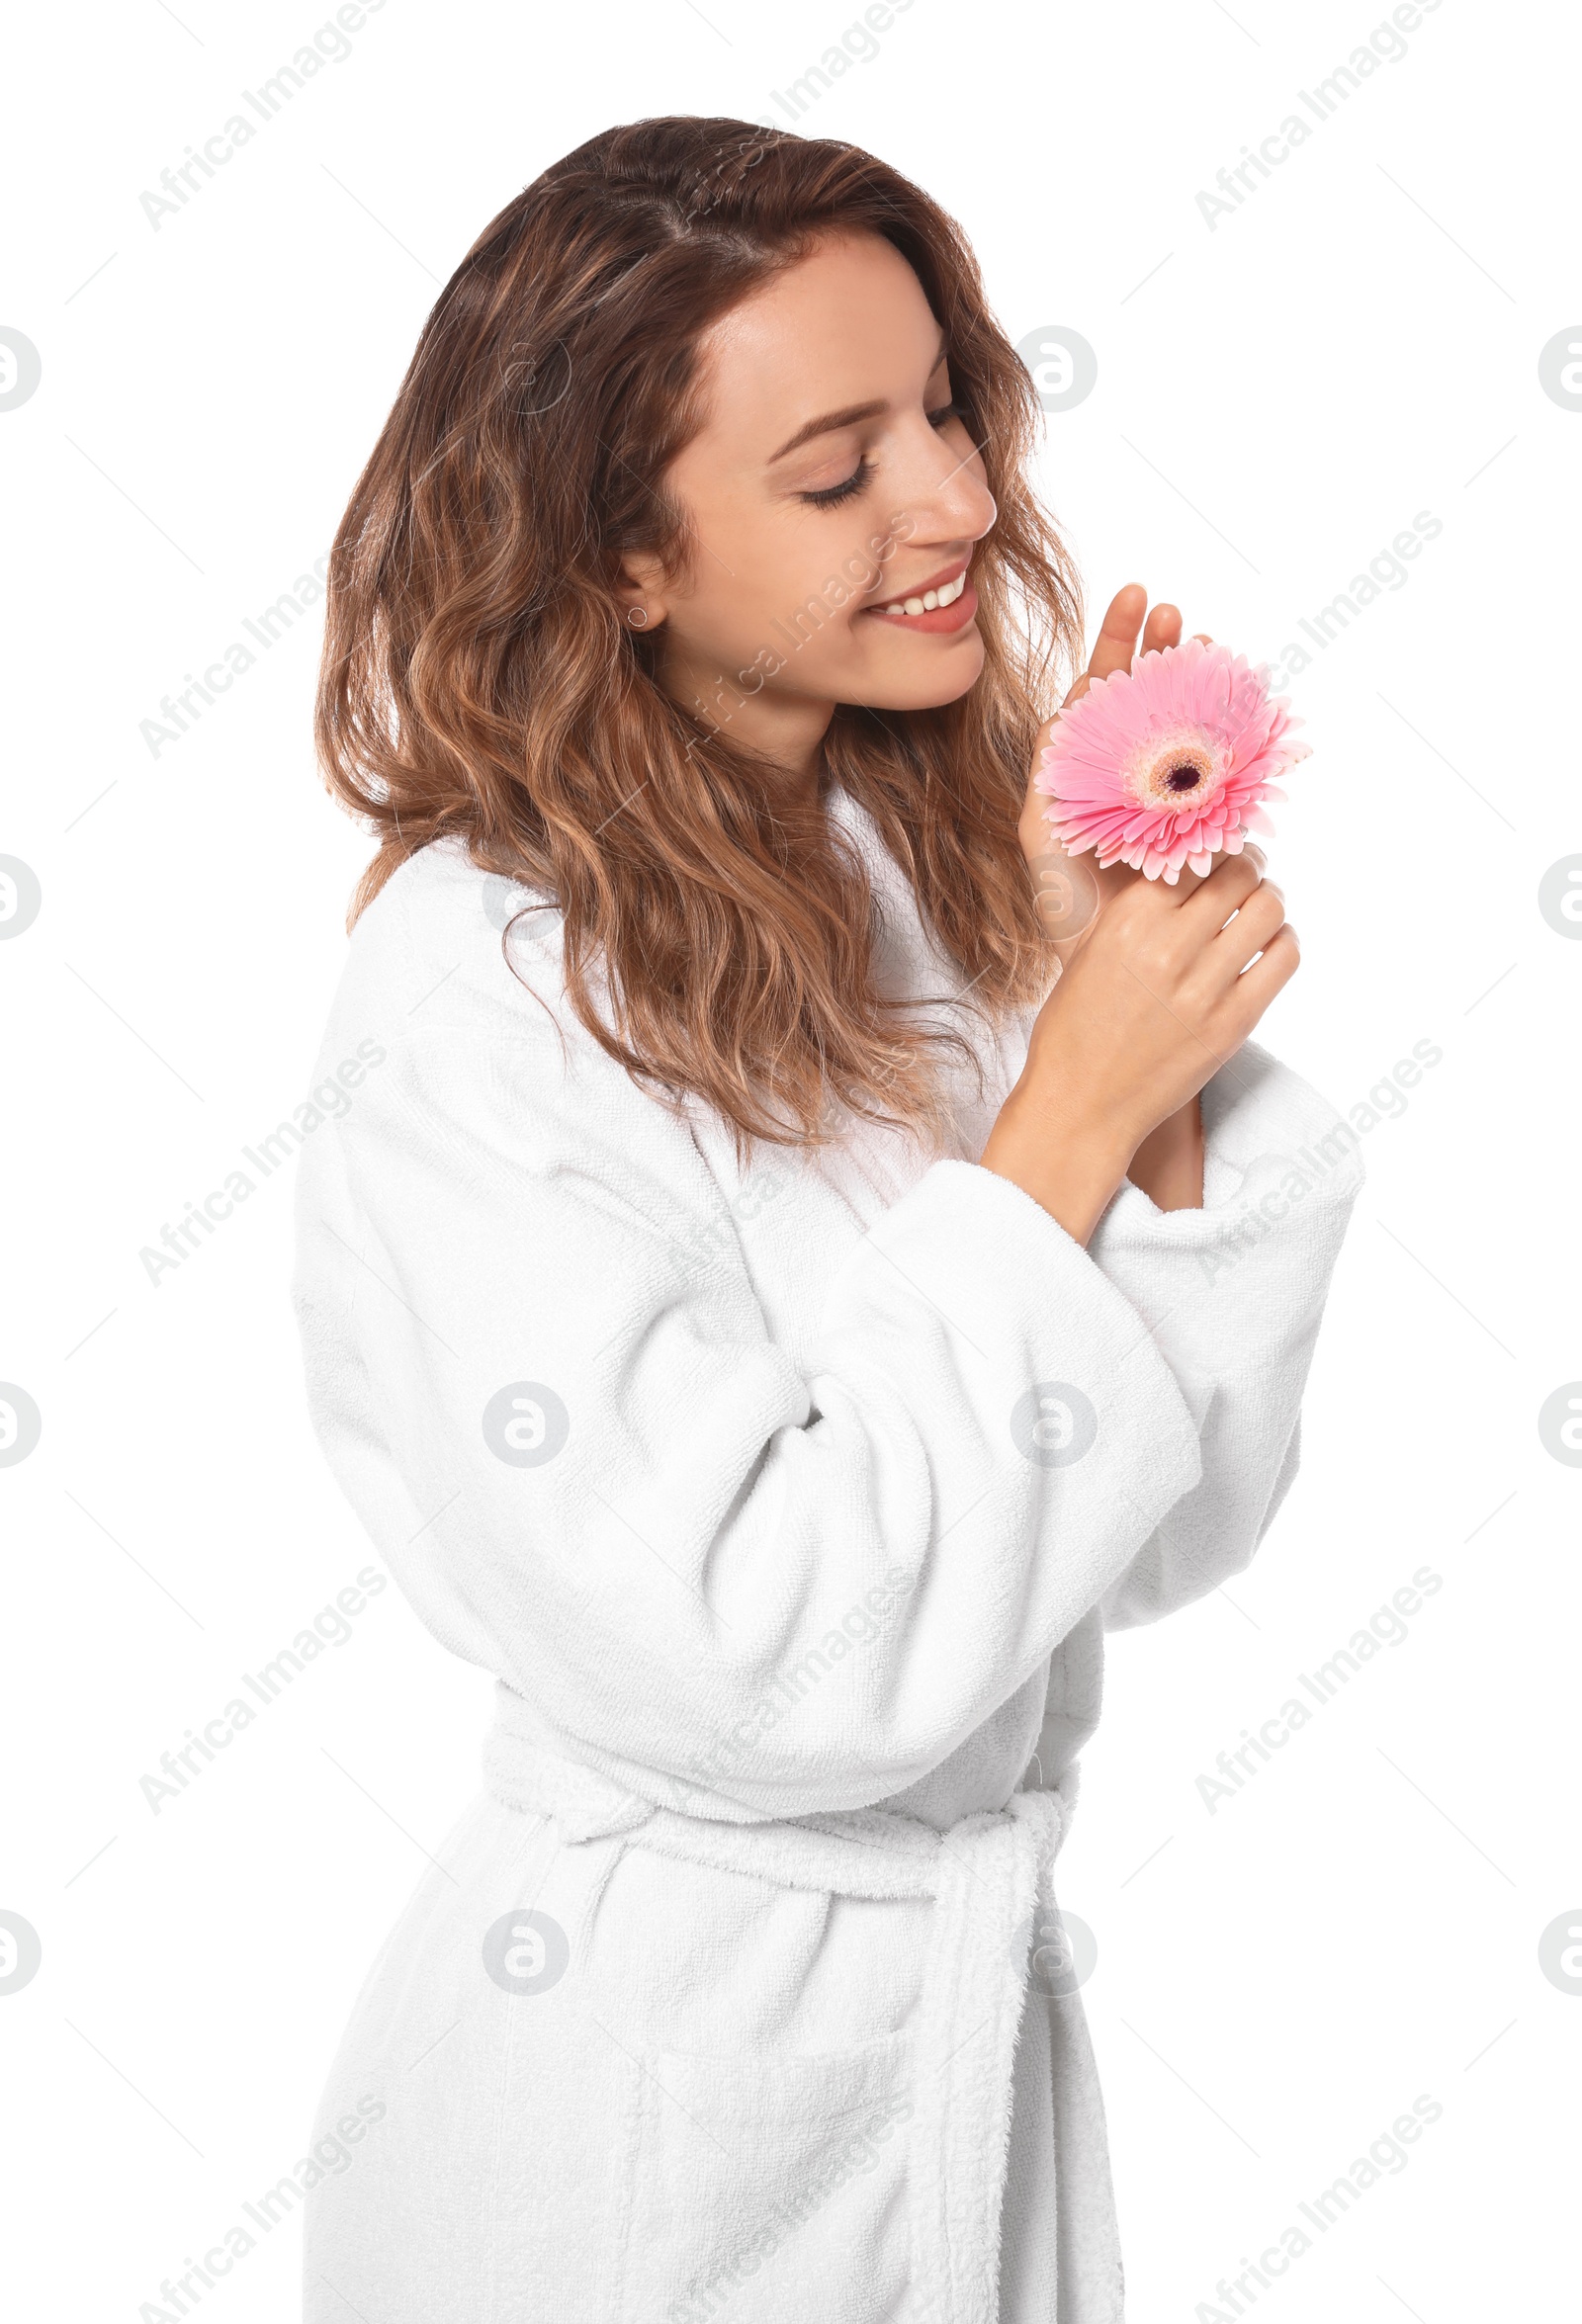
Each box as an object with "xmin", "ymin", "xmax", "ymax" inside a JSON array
[
  {"xmin": 291, "ymin": 869, "xmax": 1227, "ymax": 1826},
  {"xmin": 291, "ymin": 864, "xmax": 1356, "ymax": 1824},
  {"xmin": 1086, "ymin": 1040, "xmax": 1365, "ymax": 1631}
]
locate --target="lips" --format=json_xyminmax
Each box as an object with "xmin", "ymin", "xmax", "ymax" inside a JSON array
[
  {"xmin": 867, "ymin": 559, "xmax": 970, "ymax": 618},
  {"xmin": 862, "ymin": 559, "xmax": 977, "ymax": 635}
]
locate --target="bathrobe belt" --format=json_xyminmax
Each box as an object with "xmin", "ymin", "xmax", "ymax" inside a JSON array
[{"xmin": 483, "ymin": 1688, "xmax": 1074, "ymax": 2324}]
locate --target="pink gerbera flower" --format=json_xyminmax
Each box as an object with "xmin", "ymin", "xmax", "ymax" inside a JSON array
[{"xmin": 1033, "ymin": 638, "xmax": 1310, "ymax": 883}]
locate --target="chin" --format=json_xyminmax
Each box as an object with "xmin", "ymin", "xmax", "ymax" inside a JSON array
[{"xmin": 846, "ymin": 636, "xmax": 986, "ymax": 712}]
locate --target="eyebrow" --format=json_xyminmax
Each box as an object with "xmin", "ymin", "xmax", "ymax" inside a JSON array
[{"xmin": 766, "ymin": 328, "xmax": 950, "ymax": 465}]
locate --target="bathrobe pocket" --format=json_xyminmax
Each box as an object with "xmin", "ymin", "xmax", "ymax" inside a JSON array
[{"xmin": 616, "ymin": 2024, "xmax": 917, "ymax": 2323}]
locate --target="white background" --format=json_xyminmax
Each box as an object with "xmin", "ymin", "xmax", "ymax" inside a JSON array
[{"xmin": 3, "ymin": 1, "xmax": 1577, "ymax": 2317}]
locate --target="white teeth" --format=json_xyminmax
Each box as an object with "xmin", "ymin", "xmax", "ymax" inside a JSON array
[{"xmin": 877, "ymin": 570, "xmax": 967, "ymax": 618}]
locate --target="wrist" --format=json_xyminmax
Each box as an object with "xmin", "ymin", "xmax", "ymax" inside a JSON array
[
  {"xmin": 1127, "ymin": 1095, "xmax": 1205, "ymax": 1212},
  {"xmin": 979, "ymin": 1085, "xmax": 1135, "ymax": 1248}
]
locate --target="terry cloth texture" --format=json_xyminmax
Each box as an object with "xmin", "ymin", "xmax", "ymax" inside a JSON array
[{"xmin": 293, "ymin": 784, "xmax": 1363, "ymax": 2321}]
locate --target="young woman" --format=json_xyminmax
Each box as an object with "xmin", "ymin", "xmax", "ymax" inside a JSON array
[{"xmin": 293, "ymin": 118, "xmax": 1362, "ymax": 2323}]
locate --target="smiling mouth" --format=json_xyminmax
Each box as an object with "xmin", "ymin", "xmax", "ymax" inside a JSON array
[{"xmin": 870, "ymin": 565, "xmax": 970, "ymax": 619}]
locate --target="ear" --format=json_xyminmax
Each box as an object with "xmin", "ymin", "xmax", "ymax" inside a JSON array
[{"xmin": 614, "ymin": 553, "xmax": 670, "ymax": 633}]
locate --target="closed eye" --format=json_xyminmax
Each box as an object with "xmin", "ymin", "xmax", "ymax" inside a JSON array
[
  {"xmin": 797, "ymin": 398, "xmax": 965, "ymax": 510},
  {"xmin": 799, "ymin": 455, "xmax": 875, "ymax": 510}
]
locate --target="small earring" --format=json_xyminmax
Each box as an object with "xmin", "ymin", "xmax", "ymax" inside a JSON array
[{"xmin": 626, "ymin": 606, "xmax": 649, "ymax": 629}]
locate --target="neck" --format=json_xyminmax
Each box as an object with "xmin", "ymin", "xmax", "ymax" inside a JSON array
[{"xmin": 659, "ymin": 641, "xmax": 834, "ymax": 813}]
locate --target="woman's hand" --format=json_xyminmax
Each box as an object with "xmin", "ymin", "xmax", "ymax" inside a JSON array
[
  {"xmin": 997, "ymin": 584, "xmax": 1267, "ymax": 1233},
  {"xmin": 987, "ymin": 584, "xmax": 1299, "ymax": 1243},
  {"xmin": 985, "ymin": 840, "xmax": 1296, "ymax": 1243},
  {"xmin": 1018, "ymin": 582, "xmax": 1210, "ymax": 952}
]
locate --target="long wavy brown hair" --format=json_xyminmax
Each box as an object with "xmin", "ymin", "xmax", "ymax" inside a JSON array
[{"xmin": 315, "ymin": 116, "xmax": 1083, "ymax": 1157}]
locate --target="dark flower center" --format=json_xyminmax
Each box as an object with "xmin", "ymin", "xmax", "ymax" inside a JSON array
[{"xmin": 1166, "ymin": 762, "xmax": 1202, "ymax": 792}]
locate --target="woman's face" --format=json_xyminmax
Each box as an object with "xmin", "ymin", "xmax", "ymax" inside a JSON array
[{"xmin": 622, "ymin": 230, "xmax": 998, "ymax": 778}]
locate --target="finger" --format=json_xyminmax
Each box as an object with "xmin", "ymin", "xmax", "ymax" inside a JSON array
[
  {"xmin": 1140, "ymin": 601, "xmax": 1182, "ymax": 655},
  {"xmin": 1045, "ymin": 596, "xmax": 1193, "ymax": 755},
  {"xmin": 1163, "ymin": 840, "xmax": 1267, "ymax": 913},
  {"xmin": 1176, "ymin": 842, "xmax": 1268, "ymax": 923},
  {"xmin": 1211, "ymin": 878, "xmax": 1286, "ymax": 975},
  {"xmin": 1085, "ymin": 583, "xmax": 1147, "ymax": 685},
  {"xmin": 1033, "ymin": 703, "xmax": 1065, "ymax": 754},
  {"xmin": 1059, "ymin": 585, "xmax": 1145, "ymax": 713},
  {"xmin": 1226, "ymin": 921, "xmax": 1300, "ymax": 1014}
]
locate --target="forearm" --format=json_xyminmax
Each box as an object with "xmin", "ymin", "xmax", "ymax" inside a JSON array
[
  {"xmin": 978, "ymin": 1088, "xmax": 1206, "ymax": 1242},
  {"xmin": 1126, "ymin": 1095, "xmax": 1204, "ymax": 1212},
  {"xmin": 978, "ymin": 1086, "xmax": 1134, "ymax": 1247}
]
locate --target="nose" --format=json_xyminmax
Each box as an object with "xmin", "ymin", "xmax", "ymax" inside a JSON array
[{"xmin": 889, "ymin": 411, "xmax": 997, "ymax": 554}]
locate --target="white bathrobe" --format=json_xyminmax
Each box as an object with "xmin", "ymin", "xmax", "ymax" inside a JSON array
[{"xmin": 291, "ymin": 781, "xmax": 1363, "ymax": 2324}]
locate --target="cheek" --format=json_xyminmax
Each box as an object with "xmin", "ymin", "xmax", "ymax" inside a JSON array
[
  {"xmin": 673, "ymin": 503, "xmax": 928, "ymax": 687},
  {"xmin": 744, "ymin": 535, "xmax": 893, "ymax": 666},
  {"xmin": 674, "ymin": 567, "xmax": 790, "ymax": 674},
  {"xmin": 782, "ymin": 527, "xmax": 887, "ymax": 608}
]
